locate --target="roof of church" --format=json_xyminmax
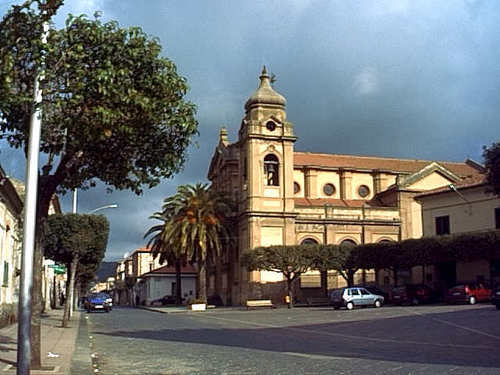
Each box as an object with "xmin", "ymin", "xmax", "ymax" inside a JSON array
[{"xmin": 294, "ymin": 152, "xmax": 482, "ymax": 177}]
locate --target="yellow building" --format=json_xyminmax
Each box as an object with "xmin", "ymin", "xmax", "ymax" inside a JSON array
[
  {"xmin": 207, "ymin": 68, "xmax": 483, "ymax": 305},
  {"xmin": 0, "ymin": 168, "xmax": 23, "ymax": 323}
]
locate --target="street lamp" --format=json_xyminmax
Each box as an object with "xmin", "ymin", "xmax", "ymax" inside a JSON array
[
  {"xmin": 448, "ymin": 184, "xmax": 472, "ymax": 215},
  {"xmin": 88, "ymin": 204, "xmax": 118, "ymax": 214}
]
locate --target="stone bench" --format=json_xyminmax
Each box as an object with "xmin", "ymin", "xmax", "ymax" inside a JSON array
[
  {"xmin": 306, "ymin": 297, "xmax": 330, "ymax": 306},
  {"xmin": 246, "ymin": 299, "xmax": 276, "ymax": 309}
]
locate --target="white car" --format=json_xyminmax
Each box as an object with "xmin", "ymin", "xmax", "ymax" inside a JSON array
[{"xmin": 330, "ymin": 287, "xmax": 384, "ymax": 310}]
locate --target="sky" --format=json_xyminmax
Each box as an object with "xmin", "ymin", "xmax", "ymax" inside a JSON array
[{"xmin": 1, "ymin": 0, "xmax": 499, "ymax": 261}]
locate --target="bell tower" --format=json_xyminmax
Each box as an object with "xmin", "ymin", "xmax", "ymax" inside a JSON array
[
  {"xmin": 236, "ymin": 67, "xmax": 297, "ymax": 303},
  {"xmin": 238, "ymin": 66, "xmax": 296, "ymax": 214}
]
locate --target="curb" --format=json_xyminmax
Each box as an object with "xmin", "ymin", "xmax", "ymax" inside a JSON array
[{"xmin": 69, "ymin": 313, "xmax": 93, "ymax": 374}]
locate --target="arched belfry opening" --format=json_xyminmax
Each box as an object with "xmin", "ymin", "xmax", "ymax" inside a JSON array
[{"xmin": 264, "ymin": 154, "xmax": 279, "ymax": 186}]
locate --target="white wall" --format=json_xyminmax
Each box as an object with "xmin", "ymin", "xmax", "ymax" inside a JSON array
[{"xmin": 145, "ymin": 276, "xmax": 196, "ymax": 304}]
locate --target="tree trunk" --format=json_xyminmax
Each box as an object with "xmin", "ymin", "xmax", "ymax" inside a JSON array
[
  {"xmin": 30, "ymin": 240, "xmax": 43, "ymax": 369},
  {"xmin": 321, "ymin": 270, "xmax": 328, "ymax": 297},
  {"xmin": 215, "ymin": 255, "xmax": 223, "ymax": 300},
  {"xmin": 347, "ymin": 270, "xmax": 355, "ymax": 287},
  {"xmin": 51, "ymin": 274, "xmax": 57, "ymax": 309},
  {"xmin": 175, "ymin": 259, "xmax": 182, "ymax": 305},
  {"xmin": 286, "ymin": 277, "xmax": 294, "ymax": 309},
  {"xmin": 31, "ymin": 176, "xmax": 59, "ymax": 368},
  {"xmin": 198, "ymin": 261, "xmax": 207, "ymax": 302},
  {"xmin": 63, "ymin": 255, "xmax": 78, "ymax": 328}
]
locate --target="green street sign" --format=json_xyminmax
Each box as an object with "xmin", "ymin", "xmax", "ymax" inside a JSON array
[{"xmin": 48, "ymin": 264, "xmax": 66, "ymax": 274}]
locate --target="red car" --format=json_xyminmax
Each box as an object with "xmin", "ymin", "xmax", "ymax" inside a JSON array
[
  {"xmin": 445, "ymin": 283, "xmax": 491, "ymax": 305},
  {"xmin": 391, "ymin": 284, "xmax": 436, "ymax": 305}
]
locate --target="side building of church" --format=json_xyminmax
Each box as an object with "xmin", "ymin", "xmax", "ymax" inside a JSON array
[{"xmin": 207, "ymin": 68, "xmax": 484, "ymax": 306}]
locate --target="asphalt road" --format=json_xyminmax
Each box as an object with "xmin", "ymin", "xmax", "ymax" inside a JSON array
[{"xmin": 85, "ymin": 304, "xmax": 500, "ymax": 375}]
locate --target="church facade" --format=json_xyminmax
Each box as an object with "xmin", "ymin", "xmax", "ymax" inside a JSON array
[{"xmin": 207, "ymin": 68, "xmax": 483, "ymax": 305}]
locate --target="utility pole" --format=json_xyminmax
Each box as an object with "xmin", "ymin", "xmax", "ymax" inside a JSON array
[{"xmin": 17, "ymin": 20, "xmax": 48, "ymax": 375}]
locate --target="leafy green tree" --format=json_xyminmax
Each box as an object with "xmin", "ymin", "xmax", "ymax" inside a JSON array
[
  {"xmin": 147, "ymin": 183, "xmax": 232, "ymax": 303},
  {"xmin": 241, "ymin": 245, "xmax": 316, "ymax": 308},
  {"xmin": 1, "ymin": 0, "xmax": 197, "ymax": 365},
  {"xmin": 483, "ymin": 142, "xmax": 500, "ymax": 195},
  {"xmin": 311, "ymin": 244, "xmax": 359, "ymax": 287},
  {"xmin": 42, "ymin": 213, "xmax": 109, "ymax": 327}
]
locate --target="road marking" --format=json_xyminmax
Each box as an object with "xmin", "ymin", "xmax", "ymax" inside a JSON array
[
  {"xmin": 404, "ymin": 307, "xmax": 500, "ymax": 341},
  {"xmin": 282, "ymin": 352, "xmax": 352, "ymax": 361},
  {"xmin": 194, "ymin": 314, "xmax": 497, "ymax": 350}
]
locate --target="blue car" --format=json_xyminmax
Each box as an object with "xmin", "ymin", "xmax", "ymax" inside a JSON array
[{"xmin": 86, "ymin": 293, "xmax": 112, "ymax": 313}]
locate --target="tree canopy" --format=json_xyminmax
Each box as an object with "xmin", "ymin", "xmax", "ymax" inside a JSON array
[
  {"xmin": 0, "ymin": 1, "xmax": 198, "ymax": 218},
  {"xmin": 483, "ymin": 141, "xmax": 500, "ymax": 196},
  {"xmin": 43, "ymin": 213, "xmax": 109, "ymax": 266},
  {"xmin": 241, "ymin": 245, "xmax": 316, "ymax": 307}
]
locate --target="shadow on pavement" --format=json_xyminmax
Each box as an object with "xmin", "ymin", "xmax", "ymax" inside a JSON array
[{"xmin": 93, "ymin": 306, "xmax": 500, "ymax": 369}]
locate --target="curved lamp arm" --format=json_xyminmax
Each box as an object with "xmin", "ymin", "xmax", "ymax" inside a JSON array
[{"xmin": 88, "ymin": 204, "xmax": 118, "ymax": 214}]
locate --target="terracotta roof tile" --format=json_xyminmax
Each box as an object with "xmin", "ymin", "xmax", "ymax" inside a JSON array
[
  {"xmin": 144, "ymin": 264, "xmax": 197, "ymax": 275},
  {"xmin": 294, "ymin": 152, "xmax": 481, "ymax": 177},
  {"xmin": 132, "ymin": 247, "xmax": 152, "ymax": 254},
  {"xmin": 415, "ymin": 174, "xmax": 487, "ymax": 198}
]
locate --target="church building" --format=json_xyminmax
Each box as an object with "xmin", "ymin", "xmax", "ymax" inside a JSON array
[{"xmin": 207, "ymin": 67, "xmax": 483, "ymax": 305}]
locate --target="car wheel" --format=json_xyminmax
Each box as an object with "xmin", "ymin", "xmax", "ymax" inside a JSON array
[
  {"xmin": 469, "ymin": 296, "xmax": 477, "ymax": 305},
  {"xmin": 374, "ymin": 300, "xmax": 382, "ymax": 308},
  {"xmin": 333, "ymin": 306, "xmax": 340, "ymax": 310},
  {"xmin": 346, "ymin": 301, "xmax": 354, "ymax": 310}
]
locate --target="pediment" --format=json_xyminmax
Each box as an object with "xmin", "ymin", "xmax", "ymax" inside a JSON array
[{"xmin": 397, "ymin": 162, "xmax": 461, "ymax": 191}]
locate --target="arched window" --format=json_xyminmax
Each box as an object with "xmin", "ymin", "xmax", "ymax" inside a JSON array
[
  {"xmin": 301, "ymin": 238, "xmax": 318, "ymax": 245},
  {"xmin": 340, "ymin": 239, "xmax": 357, "ymax": 249},
  {"xmin": 264, "ymin": 154, "xmax": 279, "ymax": 186}
]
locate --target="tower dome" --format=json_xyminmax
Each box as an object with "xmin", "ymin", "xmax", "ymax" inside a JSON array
[{"xmin": 245, "ymin": 66, "xmax": 286, "ymax": 111}]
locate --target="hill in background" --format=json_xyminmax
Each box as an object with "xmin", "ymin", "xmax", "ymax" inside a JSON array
[{"xmin": 97, "ymin": 261, "xmax": 117, "ymax": 282}]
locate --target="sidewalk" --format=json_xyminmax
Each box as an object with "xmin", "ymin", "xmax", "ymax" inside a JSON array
[{"xmin": 0, "ymin": 308, "xmax": 90, "ymax": 375}]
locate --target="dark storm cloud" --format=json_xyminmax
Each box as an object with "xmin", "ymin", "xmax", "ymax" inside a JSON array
[{"xmin": 2, "ymin": 0, "xmax": 499, "ymax": 260}]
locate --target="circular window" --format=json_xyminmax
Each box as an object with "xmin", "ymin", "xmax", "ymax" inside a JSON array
[
  {"xmin": 294, "ymin": 182, "xmax": 300, "ymax": 194},
  {"xmin": 266, "ymin": 121, "xmax": 276, "ymax": 131},
  {"xmin": 358, "ymin": 185, "xmax": 370, "ymax": 198},
  {"xmin": 323, "ymin": 183, "xmax": 335, "ymax": 196}
]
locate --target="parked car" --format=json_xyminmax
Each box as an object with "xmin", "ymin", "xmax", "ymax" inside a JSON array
[
  {"xmin": 354, "ymin": 285, "xmax": 390, "ymax": 303},
  {"xmin": 391, "ymin": 284, "xmax": 436, "ymax": 305},
  {"xmin": 86, "ymin": 293, "xmax": 112, "ymax": 312},
  {"xmin": 151, "ymin": 295, "xmax": 178, "ymax": 306},
  {"xmin": 445, "ymin": 283, "xmax": 491, "ymax": 305},
  {"xmin": 492, "ymin": 285, "xmax": 500, "ymax": 310},
  {"xmin": 330, "ymin": 287, "xmax": 384, "ymax": 310}
]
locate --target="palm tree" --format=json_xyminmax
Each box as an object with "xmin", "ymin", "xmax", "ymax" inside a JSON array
[
  {"xmin": 147, "ymin": 183, "xmax": 232, "ymax": 303},
  {"xmin": 144, "ymin": 211, "xmax": 186, "ymax": 305}
]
